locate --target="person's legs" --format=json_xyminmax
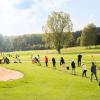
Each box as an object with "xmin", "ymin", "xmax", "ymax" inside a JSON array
[
  {"xmin": 84, "ymin": 70, "xmax": 87, "ymax": 77},
  {"xmin": 72, "ymin": 68, "xmax": 73, "ymax": 74},
  {"xmin": 54, "ymin": 63, "xmax": 56, "ymax": 67},
  {"xmin": 99, "ymin": 79, "xmax": 100, "ymax": 86},
  {"xmin": 82, "ymin": 70, "xmax": 85, "ymax": 77},
  {"xmin": 37, "ymin": 61, "xmax": 41, "ymax": 66},
  {"xmin": 62, "ymin": 64, "xmax": 65, "ymax": 71},
  {"xmin": 78, "ymin": 60, "xmax": 79, "ymax": 66},
  {"xmin": 91, "ymin": 72, "xmax": 93, "ymax": 81},
  {"xmin": 52, "ymin": 63, "xmax": 54, "ymax": 68},
  {"xmin": 46, "ymin": 62, "xmax": 48, "ymax": 66},
  {"xmin": 82, "ymin": 71, "xmax": 84, "ymax": 77},
  {"xmin": 74, "ymin": 68, "xmax": 76, "ymax": 75},
  {"xmin": 72, "ymin": 68, "xmax": 75, "ymax": 74},
  {"xmin": 45, "ymin": 62, "xmax": 46, "ymax": 66},
  {"xmin": 53, "ymin": 62, "xmax": 55, "ymax": 67},
  {"xmin": 94, "ymin": 73, "xmax": 98, "ymax": 81},
  {"xmin": 79, "ymin": 60, "xmax": 81, "ymax": 66}
]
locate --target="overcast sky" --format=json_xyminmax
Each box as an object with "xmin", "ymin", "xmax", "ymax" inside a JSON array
[{"xmin": 0, "ymin": 0, "xmax": 100, "ymax": 36}]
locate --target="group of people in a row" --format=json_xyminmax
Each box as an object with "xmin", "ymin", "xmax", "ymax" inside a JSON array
[
  {"xmin": 32, "ymin": 54, "xmax": 100, "ymax": 84},
  {"xmin": 0, "ymin": 52, "xmax": 99, "ymax": 86}
]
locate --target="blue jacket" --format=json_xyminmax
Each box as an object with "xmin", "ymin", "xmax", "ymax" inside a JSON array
[{"xmin": 91, "ymin": 64, "xmax": 96, "ymax": 73}]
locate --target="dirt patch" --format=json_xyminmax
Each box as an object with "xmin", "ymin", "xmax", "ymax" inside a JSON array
[{"xmin": 0, "ymin": 67, "xmax": 24, "ymax": 81}]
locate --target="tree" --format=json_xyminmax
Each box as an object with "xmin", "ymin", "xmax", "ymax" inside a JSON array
[
  {"xmin": 43, "ymin": 11, "xmax": 73, "ymax": 54},
  {"xmin": 95, "ymin": 27, "xmax": 100, "ymax": 45},
  {"xmin": 80, "ymin": 23, "xmax": 97, "ymax": 47},
  {"xmin": 76, "ymin": 37, "xmax": 81, "ymax": 46},
  {"xmin": 63, "ymin": 32, "xmax": 75, "ymax": 47}
]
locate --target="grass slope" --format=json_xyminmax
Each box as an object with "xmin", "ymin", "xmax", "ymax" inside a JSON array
[{"xmin": 0, "ymin": 46, "xmax": 100, "ymax": 100}]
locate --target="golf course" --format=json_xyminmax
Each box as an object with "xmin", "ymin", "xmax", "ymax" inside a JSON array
[
  {"xmin": 0, "ymin": 46, "xmax": 100, "ymax": 100},
  {"xmin": 0, "ymin": 0, "xmax": 100, "ymax": 100}
]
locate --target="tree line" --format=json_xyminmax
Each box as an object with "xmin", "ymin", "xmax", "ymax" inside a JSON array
[
  {"xmin": 0, "ymin": 34, "xmax": 46, "ymax": 52},
  {"xmin": 0, "ymin": 11, "xmax": 100, "ymax": 52},
  {"xmin": 0, "ymin": 26, "xmax": 99, "ymax": 52},
  {"xmin": 73, "ymin": 26, "xmax": 100, "ymax": 46}
]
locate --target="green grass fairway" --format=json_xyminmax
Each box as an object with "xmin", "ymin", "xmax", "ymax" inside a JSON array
[{"xmin": 0, "ymin": 46, "xmax": 100, "ymax": 100}]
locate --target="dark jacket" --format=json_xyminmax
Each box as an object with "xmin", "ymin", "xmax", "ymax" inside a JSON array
[
  {"xmin": 60, "ymin": 58, "xmax": 65, "ymax": 65},
  {"xmin": 71, "ymin": 61, "xmax": 75, "ymax": 68},
  {"xmin": 78, "ymin": 54, "xmax": 82, "ymax": 61},
  {"xmin": 52, "ymin": 58, "xmax": 56, "ymax": 64},
  {"xmin": 91, "ymin": 63, "xmax": 96, "ymax": 73}
]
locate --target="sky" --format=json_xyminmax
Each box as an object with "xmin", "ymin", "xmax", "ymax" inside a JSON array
[{"xmin": 0, "ymin": 0, "xmax": 100, "ymax": 36}]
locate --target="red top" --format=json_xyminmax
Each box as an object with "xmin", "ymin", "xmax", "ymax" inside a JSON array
[{"xmin": 45, "ymin": 56, "xmax": 48, "ymax": 63}]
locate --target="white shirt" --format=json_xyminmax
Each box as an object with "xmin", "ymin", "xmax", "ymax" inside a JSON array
[{"xmin": 82, "ymin": 64, "xmax": 87, "ymax": 71}]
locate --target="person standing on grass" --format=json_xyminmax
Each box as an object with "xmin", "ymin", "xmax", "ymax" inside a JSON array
[
  {"xmin": 45, "ymin": 56, "xmax": 48, "ymax": 67},
  {"xmin": 82, "ymin": 63, "xmax": 87, "ymax": 77},
  {"xmin": 90, "ymin": 62, "xmax": 98, "ymax": 82},
  {"xmin": 78, "ymin": 53, "xmax": 82, "ymax": 66},
  {"xmin": 71, "ymin": 60, "xmax": 76, "ymax": 75},
  {"xmin": 52, "ymin": 57, "xmax": 56, "ymax": 69},
  {"xmin": 60, "ymin": 57, "xmax": 65, "ymax": 71}
]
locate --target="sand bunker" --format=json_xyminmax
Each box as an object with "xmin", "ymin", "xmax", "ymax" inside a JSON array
[{"xmin": 0, "ymin": 67, "xmax": 24, "ymax": 81}]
